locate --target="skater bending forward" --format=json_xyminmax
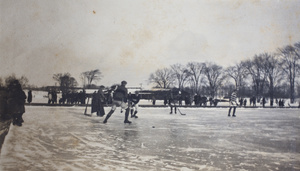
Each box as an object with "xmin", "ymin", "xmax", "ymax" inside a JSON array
[
  {"xmin": 103, "ymin": 81, "xmax": 131, "ymax": 124},
  {"xmin": 228, "ymin": 89, "xmax": 238, "ymax": 117}
]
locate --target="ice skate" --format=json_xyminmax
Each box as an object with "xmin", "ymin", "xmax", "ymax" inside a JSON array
[
  {"xmin": 16, "ymin": 122, "xmax": 22, "ymax": 126},
  {"xmin": 130, "ymin": 109, "xmax": 134, "ymax": 118},
  {"xmin": 132, "ymin": 111, "xmax": 138, "ymax": 118},
  {"xmin": 124, "ymin": 120, "xmax": 132, "ymax": 124}
]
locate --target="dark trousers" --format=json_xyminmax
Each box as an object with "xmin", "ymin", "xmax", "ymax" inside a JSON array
[{"xmin": 228, "ymin": 107, "xmax": 236, "ymax": 116}]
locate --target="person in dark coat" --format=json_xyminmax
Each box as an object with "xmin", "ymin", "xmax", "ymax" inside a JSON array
[
  {"xmin": 239, "ymin": 98, "xmax": 243, "ymax": 107},
  {"xmin": 91, "ymin": 91, "xmax": 98, "ymax": 114},
  {"xmin": 169, "ymin": 91, "xmax": 180, "ymax": 114},
  {"xmin": 262, "ymin": 97, "xmax": 266, "ymax": 108},
  {"xmin": 152, "ymin": 95, "xmax": 156, "ymax": 105},
  {"xmin": 48, "ymin": 90, "xmax": 52, "ymax": 104},
  {"xmin": 185, "ymin": 95, "xmax": 191, "ymax": 106},
  {"xmin": 7, "ymin": 80, "xmax": 26, "ymax": 126},
  {"xmin": 252, "ymin": 96, "xmax": 256, "ymax": 106},
  {"xmin": 97, "ymin": 86, "xmax": 106, "ymax": 117},
  {"xmin": 52, "ymin": 90, "xmax": 57, "ymax": 104},
  {"xmin": 243, "ymin": 99, "xmax": 247, "ymax": 107},
  {"xmin": 164, "ymin": 95, "xmax": 168, "ymax": 106},
  {"xmin": 178, "ymin": 93, "xmax": 183, "ymax": 106},
  {"xmin": 80, "ymin": 90, "xmax": 86, "ymax": 104},
  {"xmin": 194, "ymin": 94, "xmax": 199, "ymax": 106},
  {"xmin": 0, "ymin": 86, "xmax": 9, "ymax": 120},
  {"xmin": 27, "ymin": 90, "xmax": 32, "ymax": 104}
]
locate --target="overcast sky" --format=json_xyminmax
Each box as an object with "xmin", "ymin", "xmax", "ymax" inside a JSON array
[{"xmin": 1, "ymin": 0, "xmax": 300, "ymax": 88}]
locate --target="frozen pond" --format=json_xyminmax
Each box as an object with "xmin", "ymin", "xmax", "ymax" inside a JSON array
[{"xmin": 0, "ymin": 106, "xmax": 299, "ymax": 170}]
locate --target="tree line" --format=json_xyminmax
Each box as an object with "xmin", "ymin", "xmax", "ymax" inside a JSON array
[
  {"xmin": 1, "ymin": 42, "xmax": 299, "ymax": 104},
  {"xmin": 0, "ymin": 69, "xmax": 102, "ymax": 93},
  {"xmin": 148, "ymin": 42, "xmax": 300, "ymax": 103}
]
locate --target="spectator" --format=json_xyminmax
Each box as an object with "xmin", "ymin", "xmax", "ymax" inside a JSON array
[
  {"xmin": 27, "ymin": 90, "xmax": 32, "ymax": 104},
  {"xmin": 7, "ymin": 80, "xmax": 26, "ymax": 126}
]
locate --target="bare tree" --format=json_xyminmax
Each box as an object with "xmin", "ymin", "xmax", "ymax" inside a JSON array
[
  {"xmin": 53, "ymin": 73, "xmax": 78, "ymax": 93},
  {"xmin": 225, "ymin": 62, "xmax": 247, "ymax": 89},
  {"xmin": 278, "ymin": 43, "xmax": 300, "ymax": 103},
  {"xmin": 261, "ymin": 53, "xmax": 284, "ymax": 104},
  {"xmin": 186, "ymin": 62, "xmax": 205, "ymax": 94},
  {"xmin": 170, "ymin": 63, "xmax": 190, "ymax": 90},
  {"xmin": 81, "ymin": 69, "xmax": 102, "ymax": 88},
  {"xmin": 202, "ymin": 63, "xmax": 226, "ymax": 98},
  {"xmin": 243, "ymin": 55, "xmax": 267, "ymax": 98},
  {"xmin": 148, "ymin": 68, "xmax": 174, "ymax": 88},
  {"xmin": 4, "ymin": 74, "xmax": 29, "ymax": 88}
]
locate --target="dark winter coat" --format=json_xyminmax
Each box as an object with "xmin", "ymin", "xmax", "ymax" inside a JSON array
[
  {"xmin": 27, "ymin": 90, "xmax": 32, "ymax": 103},
  {"xmin": 91, "ymin": 92, "xmax": 97, "ymax": 113},
  {"xmin": 7, "ymin": 88, "xmax": 26, "ymax": 114},
  {"xmin": 91, "ymin": 90, "xmax": 106, "ymax": 115},
  {"xmin": 0, "ymin": 88, "xmax": 8, "ymax": 120}
]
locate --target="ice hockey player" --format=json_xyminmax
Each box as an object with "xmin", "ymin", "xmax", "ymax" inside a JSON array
[
  {"xmin": 228, "ymin": 89, "xmax": 238, "ymax": 117},
  {"xmin": 130, "ymin": 91, "xmax": 140, "ymax": 118},
  {"xmin": 103, "ymin": 81, "xmax": 131, "ymax": 124},
  {"xmin": 169, "ymin": 90, "xmax": 180, "ymax": 114}
]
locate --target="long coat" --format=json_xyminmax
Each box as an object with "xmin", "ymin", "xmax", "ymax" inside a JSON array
[
  {"xmin": 91, "ymin": 92, "xmax": 98, "ymax": 113},
  {"xmin": 27, "ymin": 90, "xmax": 32, "ymax": 103},
  {"xmin": 91, "ymin": 90, "xmax": 106, "ymax": 115},
  {"xmin": 0, "ymin": 89, "xmax": 8, "ymax": 120},
  {"xmin": 7, "ymin": 88, "xmax": 26, "ymax": 114}
]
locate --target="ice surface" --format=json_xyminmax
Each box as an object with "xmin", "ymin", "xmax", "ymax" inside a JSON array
[{"xmin": 0, "ymin": 106, "xmax": 299, "ymax": 171}]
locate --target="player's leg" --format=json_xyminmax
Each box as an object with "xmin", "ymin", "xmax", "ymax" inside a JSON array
[
  {"xmin": 124, "ymin": 108, "xmax": 131, "ymax": 123},
  {"xmin": 232, "ymin": 107, "xmax": 236, "ymax": 117},
  {"xmin": 130, "ymin": 108, "xmax": 134, "ymax": 117},
  {"xmin": 121, "ymin": 102, "xmax": 131, "ymax": 124},
  {"xmin": 129, "ymin": 103, "xmax": 134, "ymax": 118},
  {"xmin": 228, "ymin": 107, "xmax": 232, "ymax": 116},
  {"xmin": 174, "ymin": 105, "xmax": 177, "ymax": 114},
  {"xmin": 103, "ymin": 102, "xmax": 117, "ymax": 123},
  {"xmin": 133, "ymin": 104, "xmax": 138, "ymax": 118}
]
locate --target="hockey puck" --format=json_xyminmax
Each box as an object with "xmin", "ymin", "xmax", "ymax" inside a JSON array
[{"xmin": 152, "ymin": 126, "xmax": 155, "ymax": 128}]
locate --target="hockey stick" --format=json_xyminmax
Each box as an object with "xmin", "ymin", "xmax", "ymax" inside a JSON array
[
  {"xmin": 177, "ymin": 108, "xmax": 186, "ymax": 115},
  {"xmin": 84, "ymin": 97, "xmax": 92, "ymax": 116}
]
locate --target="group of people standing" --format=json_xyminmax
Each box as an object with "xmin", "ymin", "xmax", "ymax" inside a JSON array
[{"xmin": 48, "ymin": 90, "xmax": 86, "ymax": 105}]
